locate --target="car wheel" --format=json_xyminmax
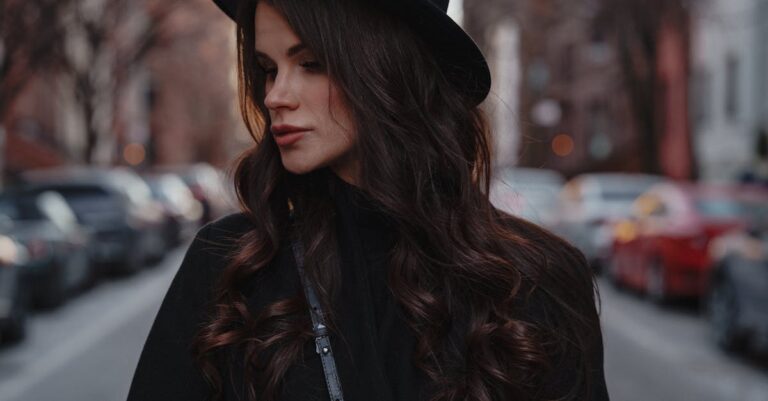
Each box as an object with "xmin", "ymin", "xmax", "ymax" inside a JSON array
[
  {"xmin": 1, "ymin": 306, "xmax": 27, "ymax": 344},
  {"xmin": 73, "ymin": 249, "xmax": 93, "ymax": 293},
  {"xmin": 708, "ymin": 276, "xmax": 746, "ymax": 353},
  {"xmin": 40, "ymin": 262, "xmax": 67, "ymax": 309},
  {"xmin": 80, "ymin": 257, "xmax": 99, "ymax": 291},
  {"xmin": 117, "ymin": 240, "xmax": 145, "ymax": 275},
  {"xmin": 1, "ymin": 289, "xmax": 27, "ymax": 344},
  {"xmin": 607, "ymin": 255, "xmax": 623, "ymax": 289},
  {"xmin": 646, "ymin": 258, "xmax": 667, "ymax": 305}
]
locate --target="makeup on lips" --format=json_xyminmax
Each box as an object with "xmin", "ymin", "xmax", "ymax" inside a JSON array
[{"xmin": 272, "ymin": 124, "xmax": 310, "ymax": 147}]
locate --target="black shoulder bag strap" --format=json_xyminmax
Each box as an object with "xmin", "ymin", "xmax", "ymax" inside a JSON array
[{"xmin": 287, "ymin": 199, "xmax": 346, "ymax": 401}]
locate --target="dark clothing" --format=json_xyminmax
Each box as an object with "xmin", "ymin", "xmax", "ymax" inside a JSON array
[{"xmin": 127, "ymin": 172, "xmax": 609, "ymax": 401}]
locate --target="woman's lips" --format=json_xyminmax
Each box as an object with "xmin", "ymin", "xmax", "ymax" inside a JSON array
[{"xmin": 274, "ymin": 130, "xmax": 307, "ymax": 146}]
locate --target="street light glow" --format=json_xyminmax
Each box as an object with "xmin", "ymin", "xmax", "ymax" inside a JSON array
[{"xmin": 552, "ymin": 134, "xmax": 574, "ymax": 157}]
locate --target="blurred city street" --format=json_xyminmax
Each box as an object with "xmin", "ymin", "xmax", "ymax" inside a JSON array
[
  {"xmin": 2, "ymin": 0, "xmax": 768, "ymax": 399},
  {"xmin": 0, "ymin": 238, "xmax": 766, "ymax": 401}
]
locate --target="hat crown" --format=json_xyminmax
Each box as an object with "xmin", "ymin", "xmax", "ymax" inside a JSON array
[
  {"xmin": 431, "ymin": 0, "xmax": 449, "ymax": 12},
  {"xmin": 212, "ymin": 0, "xmax": 489, "ymax": 105}
]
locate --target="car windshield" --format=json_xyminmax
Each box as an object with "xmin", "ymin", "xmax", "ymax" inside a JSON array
[
  {"xmin": 594, "ymin": 185, "xmax": 656, "ymax": 217},
  {"xmin": 38, "ymin": 186, "xmax": 122, "ymax": 217},
  {"xmin": 694, "ymin": 198, "xmax": 742, "ymax": 218},
  {"xmin": 694, "ymin": 198, "xmax": 768, "ymax": 220},
  {"xmin": 0, "ymin": 196, "xmax": 45, "ymax": 221},
  {"xmin": 586, "ymin": 189, "xmax": 647, "ymax": 217},
  {"xmin": 601, "ymin": 189, "xmax": 648, "ymax": 202}
]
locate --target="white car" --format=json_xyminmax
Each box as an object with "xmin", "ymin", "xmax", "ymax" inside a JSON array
[{"xmin": 490, "ymin": 167, "xmax": 565, "ymax": 229}]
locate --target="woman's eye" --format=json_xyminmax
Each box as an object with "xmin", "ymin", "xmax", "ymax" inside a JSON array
[
  {"xmin": 257, "ymin": 60, "xmax": 322, "ymax": 79},
  {"xmin": 300, "ymin": 61, "xmax": 323, "ymax": 72},
  {"xmin": 258, "ymin": 65, "xmax": 277, "ymax": 79}
]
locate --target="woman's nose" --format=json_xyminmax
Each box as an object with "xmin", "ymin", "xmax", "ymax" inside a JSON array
[{"xmin": 264, "ymin": 75, "xmax": 298, "ymax": 111}]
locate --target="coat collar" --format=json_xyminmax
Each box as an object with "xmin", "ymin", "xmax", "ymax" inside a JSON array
[
  {"xmin": 325, "ymin": 169, "xmax": 398, "ymax": 256},
  {"xmin": 327, "ymin": 170, "xmax": 391, "ymax": 229}
]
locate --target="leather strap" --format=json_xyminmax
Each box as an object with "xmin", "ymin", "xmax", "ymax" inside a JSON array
[{"xmin": 288, "ymin": 199, "xmax": 346, "ymax": 401}]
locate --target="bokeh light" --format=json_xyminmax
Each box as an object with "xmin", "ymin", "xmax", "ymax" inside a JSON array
[
  {"xmin": 123, "ymin": 143, "xmax": 146, "ymax": 166},
  {"xmin": 551, "ymin": 134, "xmax": 574, "ymax": 157}
]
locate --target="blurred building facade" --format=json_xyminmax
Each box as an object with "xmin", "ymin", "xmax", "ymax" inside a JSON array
[
  {"xmin": 465, "ymin": 0, "xmax": 699, "ymax": 180},
  {"xmin": 655, "ymin": 2, "xmax": 694, "ymax": 180},
  {"xmin": 3, "ymin": 76, "xmax": 69, "ymax": 171},
  {"xmin": 462, "ymin": 0, "xmax": 522, "ymax": 169},
  {"xmin": 515, "ymin": 0, "xmax": 643, "ymax": 176},
  {"xmin": 690, "ymin": 0, "xmax": 768, "ymax": 182},
  {"xmin": 142, "ymin": 0, "xmax": 247, "ymax": 169}
]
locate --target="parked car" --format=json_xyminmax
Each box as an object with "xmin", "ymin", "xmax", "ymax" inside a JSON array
[
  {"xmin": 0, "ymin": 230, "xmax": 28, "ymax": 343},
  {"xmin": 489, "ymin": 167, "xmax": 565, "ymax": 229},
  {"xmin": 22, "ymin": 167, "xmax": 166, "ymax": 275},
  {"xmin": 0, "ymin": 191, "xmax": 92, "ymax": 308},
  {"xmin": 706, "ymin": 202, "xmax": 768, "ymax": 354},
  {"xmin": 556, "ymin": 173, "xmax": 666, "ymax": 271},
  {"xmin": 154, "ymin": 163, "xmax": 235, "ymax": 223},
  {"xmin": 143, "ymin": 173, "xmax": 203, "ymax": 247},
  {"xmin": 608, "ymin": 182, "xmax": 766, "ymax": 304}
]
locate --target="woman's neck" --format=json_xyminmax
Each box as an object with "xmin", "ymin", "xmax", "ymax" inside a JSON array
[{"xmin": 330, "ymin": 161, "xmax": 360, "ymax": 187}]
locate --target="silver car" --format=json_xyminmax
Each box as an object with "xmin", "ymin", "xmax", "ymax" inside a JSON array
[{"xmin": 555, "ymin": 173, "xmax": 666, "ymax": 271}]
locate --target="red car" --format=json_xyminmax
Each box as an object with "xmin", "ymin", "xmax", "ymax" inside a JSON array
[{"xmin": 607, "ymin": 182, "xmax": 768, "ymax": 303}]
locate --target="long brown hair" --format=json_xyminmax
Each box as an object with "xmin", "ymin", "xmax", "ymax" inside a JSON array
[{"xmin": 192, "ymin": 0, "xmax": 603, "ymax": 400}]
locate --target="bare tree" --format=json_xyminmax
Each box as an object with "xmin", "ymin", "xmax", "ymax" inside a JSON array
[
  {"xmin": 0, "ymin": 0, "xmax": 72, "ymax": 121},
  {"xmin": 61, "ymin": 0, "xmax": 184, "ymax": 163}
]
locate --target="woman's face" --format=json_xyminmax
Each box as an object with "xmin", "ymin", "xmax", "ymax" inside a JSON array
[{"xmin": 254, "ymin": 2, "xmax": 359, "ymax": 184}]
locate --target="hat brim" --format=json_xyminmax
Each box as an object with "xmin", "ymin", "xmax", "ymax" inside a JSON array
[
  {"xmin": 212, "ymin": 0, "xmax": 491, "ymax": 106},
  {"xmin": 392, "ymin": 0, "xmax": 491, "ymax": 106}
]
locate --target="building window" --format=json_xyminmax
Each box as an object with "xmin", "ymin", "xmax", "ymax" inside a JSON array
[
  {"xmin": 561, "ymin": 44, "xmax": 575, "ymax": 83},
  {"xmin": 725, "ymin": 55, "xmax": 739, "ymax": 121},
  {"xmin": 586, "ymin": 101, "xmax": 612, "ymax": 160},
  {"xmin": 691, "ymin": 69, "xmax": 711, "ymax": 130},
  {"xmin": 586, "ymin": 23, "xmax": 610, "ymax": 64}
]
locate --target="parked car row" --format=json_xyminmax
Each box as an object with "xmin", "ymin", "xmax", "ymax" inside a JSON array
[
  {"xmin": 0, "ymin": 234, "xmax": 29, "ymax": 343},
  {"xmin": 0, "ymin": 190, "xmax": 91, "ymax": 308},
  {"xmin": 702, "ymin": 202, "xmax": 768, "ymax": 354},
  {"xmin": 490, "ymin": 168, "xmax": 768, "ymax": 357},
  {"xmin": 0, "ymin": 163, "xmax": 234, "ymax": 345}
]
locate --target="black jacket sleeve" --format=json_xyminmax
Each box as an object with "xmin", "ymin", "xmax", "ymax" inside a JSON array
[
  {"xmin": 127, "ymin": 224, "xmax": 218, "ymax": 401},
  {"xmin": 510, "ymin": 216, "xmax": 610, "ymax": 401},
  {"xmin": 543, "ymin": 321, "xmax": 610, "ymax": 401}
]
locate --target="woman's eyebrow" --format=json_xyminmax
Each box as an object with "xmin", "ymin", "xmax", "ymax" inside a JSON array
[{"xmin": 254, "ymin": 43, "xmax": 307, "ymax": 60}]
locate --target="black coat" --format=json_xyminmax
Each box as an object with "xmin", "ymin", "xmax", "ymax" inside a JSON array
[{"xmin": 127, "ymin": 171, "xmax": 610, "ymax": 401}]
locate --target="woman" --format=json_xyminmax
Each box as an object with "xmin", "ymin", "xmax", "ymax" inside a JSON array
[{"xmin": 127, "ymin": 0, "xmax": 610, "ymax": 400}]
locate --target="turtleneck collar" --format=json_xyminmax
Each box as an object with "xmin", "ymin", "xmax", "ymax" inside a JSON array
[
  {"xmin": 325, "ymin": 168, "xmax": 398, "ymax": 265},
  {"xmin": 325, "ymin": 168, "xmax": 397, "ymax": 236}
]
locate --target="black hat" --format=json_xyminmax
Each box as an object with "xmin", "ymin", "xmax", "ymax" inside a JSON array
[{"xmin": 212, "ymin": 0, "xmax": 491, "ymax": 106}]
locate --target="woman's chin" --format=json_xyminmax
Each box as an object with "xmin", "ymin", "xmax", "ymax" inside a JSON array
[{"xmin": 281, "ymin": 158, "xmax": 319, "ymax": 175}]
